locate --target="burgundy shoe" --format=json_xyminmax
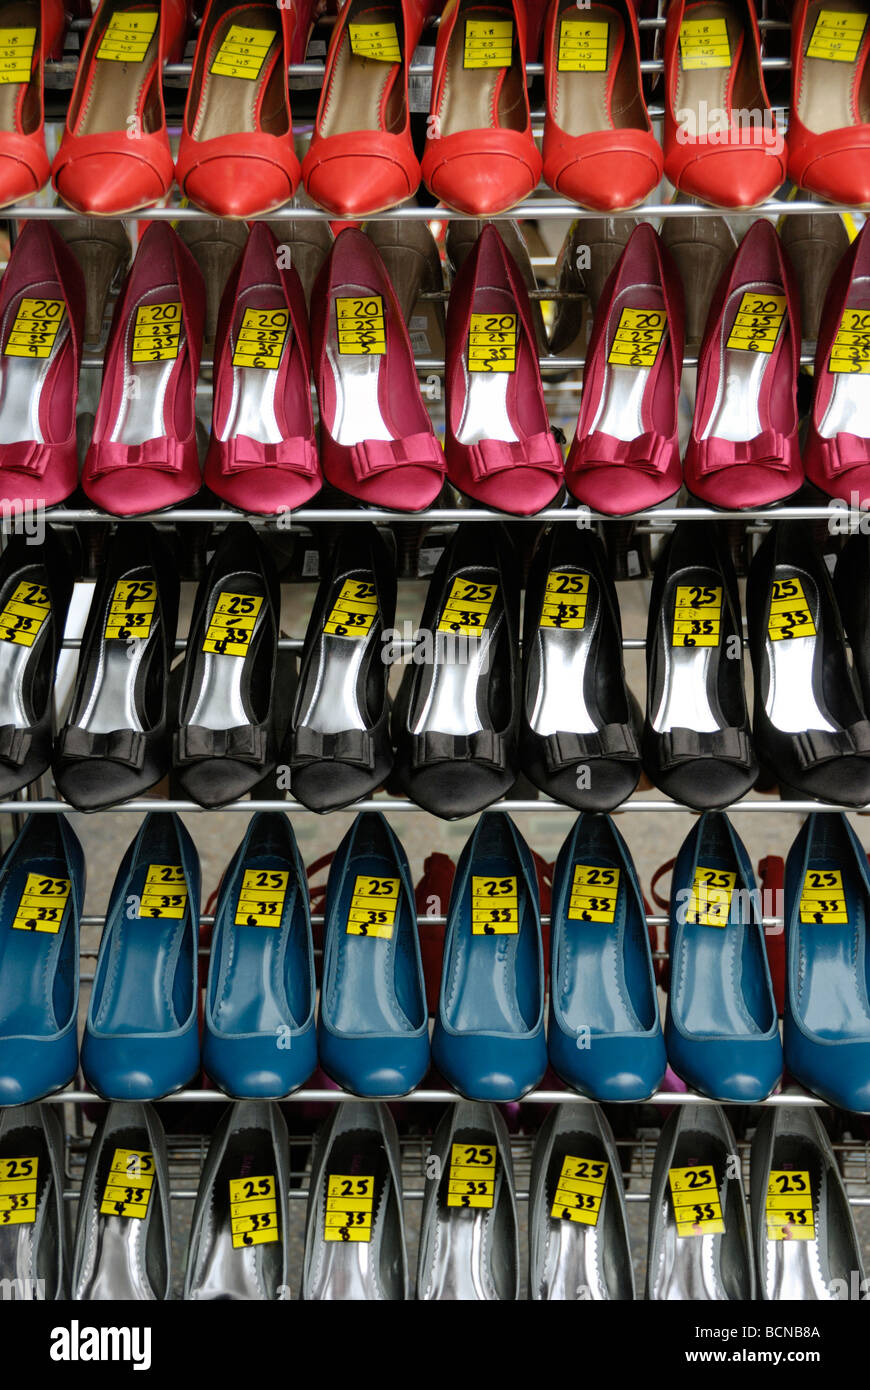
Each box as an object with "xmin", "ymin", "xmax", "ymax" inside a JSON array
[{"xmin": 565, "ymin": 221, "xmax": 684, "ymax": 515}]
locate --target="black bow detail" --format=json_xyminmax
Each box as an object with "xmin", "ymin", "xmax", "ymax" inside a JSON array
[
  {"xmin": 412, "ymin": 729, "xmax": 504, "ymax": 769},
  {"xmin": 0, "ymin": 724, "xmax": 32, "ymax": 768},
  {"xmin": 794, "ymin": 720, "xmax": 870, "ymax": 769},
  {"xmin": 61, "ymin": 726, "xmax": 146, "ymax": 768},
  {"xmin": 294, "ymin": 725, "xmax": 376, "ymax": 769},
  {"xmin": 175, "ymin": 724, "xmax": 266, "ymax": 766},
  {"xmin": 544, "ymin": 724, "xmax": 638, "ymax": 771},
  {"xmin": 659, "ymin": 727, "xmax": 753, "ymax": 768}
]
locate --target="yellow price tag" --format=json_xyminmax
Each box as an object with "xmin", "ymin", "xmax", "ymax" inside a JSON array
[
  {"xmin": 229, "ymin": 1174, "xmax": 279, "ymax": 1248},
  {"xmin": 323, "ymin": 578, "xmax": 378, "ymax": 638},
  {"xmin": 539, "ymin": 571, "xmax": 589, "ymax": 629},
  {"xmin": 0, "ymin": 1155, "xmax": 37, "ymax": 1226},
  {"xmin": 0, "ymin": 27, "xmax": 36, "ymax": 84},
  {"xmin": 235, "ymin": 869, "xmax": 289, "ymax": 928},
  {"xmin": 232, "ymin": 306, "xmax": 290, "ymax": 369},
  {"xmin": 99, "ymin": 1148, "xmax": 155, "ymax": 1220},
  {"xmin": 346, "ymin": 875, "xmax": 400, "ymax": 939},
  {"xmin": 607, "ymin": 307, "xmax": 666, "ymax": 367},
  {"xmin": 669, "ymin": 1165, "xmax": 725, "ymax": 1237},
  {"xmin": 11, "ymin": 874, "xmax": 70, "ymax": 934},
  {"xmin": 766, "ymin": 1170, "xmax": 815, "ymax": 1241},
  {"xmin": 324, "ymin": 1174, "xmax": 373, "ymax": 1242},
  {"xmin": 550, "ymin": 1155, "xmax": 608, "ymax": 1225},
  {"xmin": 211, "ymin": 24, "xmax": 275, "ymax": 79},
  {"xmin": 800, "ymin": 868, "xmax": 847, "ymax": 924},
  {"xmin": 97, "ymin": 9, "xmax": 158, "ymax": 62},
  {"xmin": 335, "ymin": 296, "xmax": 386, "ymax": 356},
  {"xmin": 557, "ymin": 18, "xmax": 609, "ymax": 70},
  {"xmin": 829, "ymin": 307, "xmax": 870, "ymax": 373},
  {"xmin": 447, "ymin": 1141, "xmax": 496, "ymax": 1209},
  {"xmin": 567, "ymin": 864, "xmax": 620, "ymax": 923},
  {"xmin": 685, "ymin": 867, "xmax": 736, "ymax": 928},
  {"xmin": 806, "ymin": 9, "xmax": 867, "ymax": 60},
  {"xmin": 348, "ymin": 21, "xmax": 401, "ymax": 60},
  {"xmin": 725, "ymin": 292, "xmax": 787, "ymax": 354},
  {"xmin": 0, "ymin": 579, "xmax": 49, "ymax": 648},
  {"xmin": 768, "ymin": 576, "xmax": 816, "ymax": 641},
  {"xmin": 671, "ymin": 584, "xmax": 722, "ymax": 648},
  {"xmin": 437, "ymin": 578, "xmax": 497, "ymax": 636},
  {"xmin": 4, "ymin": 297, "xmax": 65, "ymax": 359},
  {"xmin": 104, "ymin": 578, "xmax": 157, "ymax": 641},
  {"xmin": 130, "ymin": 302, "xmax": 181, "ymax": 363},
  {"xmin": 464, "ymin": 18, "xmax": 512, "ymax": 67},
  {"xmin": 471, "ymin": 875, "xmax": 518, "ymax": 935},
  {"xmin": 679, "ymin": 16, "xmax": 731, "ymax": 68},
  {"xmin": 467, "ymin": 312, "xmax": 517, "ymax": 373},
  {"xmin": 202, "ymin": 591, "xmax": 264, "ymax": 657},
  {"xmin": 139, "ymin": 864, "xmax": 187, "ymax": 921}
]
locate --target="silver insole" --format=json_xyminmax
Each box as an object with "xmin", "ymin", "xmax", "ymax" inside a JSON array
[
  {"xmin": 651, "ymin": 1208, "xmax": 727, "ymax": 1300},
  {"xmin": 112, "ymin": 281, "xmax": 184, "ymax": 447},
  {"xmin": 529, "ymin": 581, "xmax": 599, "ymax": 737},
  {"xmin": 539, "ymin": 1198, "xmax": 610, "ymax": 1300},
  {"xmin": 326, "ymin": 280, "xmax": 393, "ymax": 446},
  {"xmin": 701, "ymin": 281, "xmax": 783, "ymax": 444},
  {"xmin": 76, "ymin": 1216, "xmax": 154, "ymax": 1301},
  {"xmin": 218, "ymin": 282, "xmax": 285, "ymax": 447},
  {"xmin": 0, "ymin": 280, "xmax": 70, "ymax": 445},
  {"xmin": 422, "ymin": 1207, "xmax": 498, "ymax": 1300},
  {"xmin": 819, "ymin": 278, "xmax": 870, "ymax": 439},
  {"xmin": 187, "ymin": 1225, "xmax": 272, "ymax": 1300},
  {"xmin": 764, "ymin": 567, "xmax": 835, "ymax": 735},
  {"xmin": 78, "ymin": 567, "xmax": 155, "ymax": 736},
  {"xmin": 457, "ymin": 287, "xmax": 519, "ymax": 447},
  {"xmin": 190, "ymin": 574, "xmax": 266, "ymax": 731},
  {"xmin": 593, "ymin": 283, "xmax": 667, "ymax": 442},
  {"xmin": 0, "ymin": 567, "xmax": 48, "ymax": 727}
]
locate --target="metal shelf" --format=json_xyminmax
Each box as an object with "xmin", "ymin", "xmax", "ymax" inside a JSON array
[
  {"xmin": 42, "ymin": 1087, "xmax": 837, "ymax": 1107},
  {"xmin": 33, "ymin": 503, "xmax": 851, "ymax": 524},
  {"xmin": 2, "ymin": 796, "xmax": 862, "ymax": 814}
]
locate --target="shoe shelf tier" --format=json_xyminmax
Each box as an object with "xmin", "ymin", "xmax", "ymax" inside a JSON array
[
  {"xmin": 30, "ymin": 503, "xmax": 843, "ymax": 522},
  {"xmin": 0, "ymin": 795, "xmax": 864, "ymax": 814}
]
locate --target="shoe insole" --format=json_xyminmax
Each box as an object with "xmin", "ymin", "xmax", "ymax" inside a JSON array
[
  {"xmin": 218, "ymin": 283, "xmax": 289, "ymax": 447},
  {"xmin": 674, "ymin": 2, "xmax": 743, "ymax": 130},
  {"xmin": 0, "ymin": 1125, "xmax": 51, "ymax": 1296},
  {"xmin": 529, "ymin": 570, "xmax": 599, "ymax": 737},
  {"xmin": 413, "ymin": 564, "xmax": 502, "ymax": 738},
  {"xmin": 111, "ymin": 281, "xmax": 186, "ymax": 448},
  {"xmin": 190, "ymin": 571, "xmax": 267, "ymax": 730},
  {"xmin": 93, "ymin": 859, "xmax": 191, "ymax": 1036},
  {"xmin": 0, "ymin": 2, "xmax": 40, "ymax": 137},
  {"xmin": 651, "ymin": 1133, "xmax": 730, "ymax": 1299},
  {"xmin": 552, "ymin": 2, "xmax": 622, "ymax": 137},
  {"xmin": 326, "ymin": 279, "xmax": 394, "ymax": 447},
  {"xmin": 77, "ymin": 564, "xmax": 160, "ymax": 736},
  {"xmin": 299, "ymin": 568, "xmax": 377, "ymax": 736},
  {"xmin": 75, "ymin": 3, "xmax": 160, "ymax": 138},
  {"xmin": 0, "ymin": 279, "xmax": 71, "ymax": 445},
  {"xmin": 446, "ymin": 851, "xmax": 528, "ymax": 1033},
  {"xmin": 701, "ymin": 281, "xmax": 786, "ymax": 444},
  {"xmin": 764, "ymin": 565, "xmax": 836, "ymax": 735},
  {"xmin": 438, "ymin": 4, "xmax": 525, "ymax": 138},
  {"xmin": 0, "ymin": 563, "xmax": 49, "ymax": 728},
  {"xmin": 319, "ymin": 3, "xmax": 403, "ymax": 139},
  {"xmin": 797, "ymin": 0, "xmax": 870, "ymax": 134},
  {"xmin": 819, "ymin": 282, "xmax": 870, "ymax": 437},
  {"xmin": 557, "ymin": 851, "xmax": 641, "ymax": 1034},
  {"xmin": 761, "ymin": 1140, "xmax": 833, "ymax": 1299},
  {"xmin": 593, "ymin": 282, "xmax": 669, "ymax": 443},
  {"xmin": 326, "ymin": 852, "xmax": 416, "ymax": 1036},
  {"xmin": 673, "ymin": 859, "xmax": 760, "ymax": 1038},
  {"xmin": 457, "ymin": 286, "xmax": 520, "ymax": 446},
  {"xmin": 540, "ymin": 1133, "xmax": 621, "ymax": 1300},
  {"xmin": 212, "ymin": 854, "xmax": 300, "ymax": 1035},
  {"xmin": 423, "ymin": 1126, "xmax": 507, "ymax": 1300},
  {"xmin": 308, "ymin": 1131, "xmax": 389, "ymax": 1300},
  {"xmin": 192, "ymin": 4, "xmax": 282, "ymax": 143},
  {"xmin": 0, "ymin": 850, "xmax": 72, "ymax": 1036},
  {"xmin": 652, "ymin": 568, "xmax": 724, "ymax": 735},
  {"xmin": 795, "ymin": 852, "xmax": 870, "ymax": 1039},
  {"xmin": 78, "ymin": 1124, "xmax": 160, "ymax": 1301},
  {"xmin": 188, "ymin": 1131, "xmax": 282, "ymax": 1300}
]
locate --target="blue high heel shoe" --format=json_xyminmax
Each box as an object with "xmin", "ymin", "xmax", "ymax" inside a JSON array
[
  {"xmin": 548, "ymin": 813, "xmax": 665, "ymax": 1101},
  {"xmin": 666, "ymin": 812, "xmax": 782, "ymax": 1102},
  {"xmin": 203, "ymin": 813, "xmax": 316, "ymax": 1099},
  {"xmin": 318, "ymin": 811, "xmax": 429, "ymax": 1098},
  {"xmin": 0, "ymin": 812, "xmax": 84, "ymax": 1104},
  {"xmin": 82, "ymin": 812, "xmax": 200, "ymax": 1101},
  {"xmin": 432, "ymin": 811, "xmax": 546, "ymax": 1102}
]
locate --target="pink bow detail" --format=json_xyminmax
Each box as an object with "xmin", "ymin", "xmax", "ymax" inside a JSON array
[
  {"xmin": 0, "ymin": 441, "xmax": 47, "ymax": 476},
  {"xmin": 350, "ymin": 433, "xmax": 445, "ymax": 481},
  {"xmin": 467, "ymin": 431, "xmax": 562, "ymax": 481},
  {"xmin": 88, "ymin": 436, "xmax": 186, "ymax": 477},
  {"xmin": 693, "ymin": 429, "xmax": 787, "ymax": 474},
  {"xmin": 824, "ymin": 432, "xmax": 870, "ymax": 474},
  {"xmin": 576, "ymin": 430, "xmax": 671, "ymax": 475},
  {"xmin": 222, "ymin": 435, "xmax": 319, "ymax": 476}
]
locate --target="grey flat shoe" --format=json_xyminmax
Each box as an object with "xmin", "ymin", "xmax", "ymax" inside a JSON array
[{"xmin": 0, "ymin": 1102, "xmax": 67, "ymax": 1299}]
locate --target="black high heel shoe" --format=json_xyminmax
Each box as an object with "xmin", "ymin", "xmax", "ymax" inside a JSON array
[
  {"xmin": 643, "ymin": 522, "xmax": 757, "ymax": 810},
  {"xmin": 520, "ymin": 525, "xmax": 641, "ymax": 811},
  {"xmin": 834, "ymin": 531, "xmax": 870, "ymax": 711},
  {"xmin": 286, "ymin": 524, "xmax": 396, "ymax": 812},
  {"xmin": 54, "ymin": 523, "xmax": 178, "ymax": 811},
  {"xmin": 174, "ymin": 522, "xmax": 281, "ymax": 808}
]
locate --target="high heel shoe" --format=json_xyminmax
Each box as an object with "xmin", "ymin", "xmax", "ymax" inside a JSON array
[
  {"xmin": 0, "ymin": 0, "xmax": 66, "ymax": 208},
  {"xmin": 660, "ymin": 205, "xmax": 736, "ymax": 350},
  {"xmin": 0, "ymin": 1103, "xmax": 67, "ymax": 1298},
  {"xmin": 788, "ymin": 0, "xmax": 870, "ymax": 205},
  {"xmin": 446, "ymin": 216, "xmax": 548, "ymax": 353},
  {"xmin": 57, "ymin": 217, "xmax": 132, "ymax": 346}
]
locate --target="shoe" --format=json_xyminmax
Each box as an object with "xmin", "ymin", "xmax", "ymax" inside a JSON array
[
  {"xmin": 318, "ymin": 811, "xmax": 429, "ymax": 1097},
  {"xmin": 71, "ymin": 1102, "xmax": 171, "ymax": 1300},
  {"xmin": 548, "ymin": 214, "xmax": 635, "ymax": 356},
  {"xmin": 417, "ymin": 1101, "xmax": 518, "ymax": 1299},
  {"xmin": 0, "ymin": 812, "xmax": 83, "ymax": 1105},
  {"xmin": 541, "ymin": 0, "xmax": 661, "ymax": 211},
  {"xmin": 751, "ymin": 1104, "xmax": 865, "ymax": 1299},
  {"xmin": 81, "ymin": 223, "xmax": 206, "ymax": 517},
  {"xmin": 643, "ymin": 522, "xmax": 757, "ymax": 809},
  {"xmin": 421, "ymin": 0, "xmax": 541, "ymax": 214},
  {"xmin": 184, "ymin": 1101, "xmax": 291, "ymax": 1299},
  {"xmin": 779, "ymin": 211, "xmax": 849, "ymax": 344},
  {"xmin": 788, "ymin": 0, "xmax": 870, "ymax": 205},
  {"xmin": 0, "ymin": 220, "xmax": 85, "ymax": 510},
  {"xmin": 57, "ymin": 217, "xmax": 131, "ymax": 345},
  {"xmin": 747, "ymin": 522, "xmax": 870, "ymax": 805},
  {"xmin": 0, "ymin": 526, "xmax": 73, "ymax": 799},
  {"xmin": 310, "ymin": 226, "xmax": 445, "ymax": 511},
  {"xmin": 0, "ymin": 1103, "xmax": 67, "ymax": 1299},
  {"xmin": 520, "ymin": 525, "xmax": 641, "ymax": 811},
  {"xmin": 81, "ymin": 812, "xmax": 200, "ymax": 1101},
  {"xmin": 431, "ymin": 811, "xmax": 547, "ymax": 1100},
  {"xmin": 835, "ymin": 529, "xmax": 870, "ymax": 707},
  {"xmin": 177, "ymin": 218, "xmax": 248, "ymax": 351},
  {"xmin": 0, "ymin": 0, "xmax": 66, "ymax": 208},
  {"xmin": 288, "ymin": 524, "xmax": 395, "ymax": 811},
  {"xmin": 268, "ymin": 210, "xmax": 334, "ymax": 309},
  {"xmin": 392, "ymin": 523, "xmax": 520, "ymax": 819},
  {"xmin": 53, "ymin": 523, "xmax": 179, "ymax": 811},
  {"xmin": 203, "ymin": 814, "xmax": 316, "ymax": 1099},
  {"xmin": 660, "ymin": 206, "xmax": 736, "ymax": 350},
  {"xmin": 566, "ymin": 222, "xmax": 684, "ymax": 515},
  {"xmin": 446, "ymin": 216, "xmax": 547, "ymax": 353},
  {"xmin": 783, "ymin": 812, "xmax": 870, "ymax": 1112},
  {"xmin": 204, "ymin": 222, "xmax": 321, "ymax": 515},
  {"xmin": 366, "ymin": 216, "xmax": 446, "ymax": 355},
  {"xmin": 548, "ymin": 812, "xmax": 666, "ymax": 1100},
  {"xmin": 684, "ymin": 220, "xmax": 802, "ymax": 509},
  {"xmin": 302, "ymin": 0, "xmax": 431, "ymax": 214},
  {"xmin": 663, "ymin": 0, "xmax": 785, "ymax": 207},
  {"xmin": 666, "ymin": 812, "xmax": 782, "ymax": 1101},
  {"xmin": 174, "ymin": 522, "xmax": 281, "ymax": 808},
  {"xmin": 444, "ymin": 224, "xmax": 563, "ymax": 514},
  {"xmin": 528, "ymin": 1101, "xmax": 634, "ymax": 1300},
  {"xmin": 52, "ymin": 0, "xmax": 190, "ymax": 214},
  {"xmin": 646, "ymin": 1102, "xmax": 755, "ymax": 1299},
  {"xmin": 301, "ymin": 1100, "xmax": 408, "ymax": 1299}
]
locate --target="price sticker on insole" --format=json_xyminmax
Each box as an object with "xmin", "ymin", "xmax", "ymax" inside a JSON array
[
  {"xmin": 346, "ymin": 875, "xmax": 400, "ymax": 939},
  {"xmin": 551, "ymin": 1155, "xmax": 608, "ymax": 1226},
  {"xmin": 0, "ymin": 580, "xmax": 49, "ymax": 647},
  {"xmin": 467, "ymin": 312, "xmax": 517, "ymax": 372},
  {"xmin": 766, "ymin": 1170, "xmax": 815, "ymax": 1241},
  {"xmin": 97, "ymin": 10, "xmax": 158, "ymax": 62},
  {"xmin": 800, "ymin": 868, "xmax": 847, "ymax": 923},
  {"xmin": 11, "ymin": 874, "xmax": 69, "ymax": 934},
  {"xmin": 130, "ymin": 302, "xmax": 181, "ymax": 363},
  {"xmin": 685, "ymin": 867, "xmax": 736, "ymax": 928},
  {"xmin": 669, "ymin": 1166, "xmax": 725, "ymax": 1237},
  {"xmin": 828, "ymin": 308, "xmax": 870, "ymax": 373},
  {"xmin": 437, "ymin": 578, "xmax": 497, "ymax": 636},
  {"xmin": 447, "ymin": 1142, "xmax": 496, "ymax": 1209},
  {"xmin": 471, "ymin": 876, "xmax": 518, "ymax": 935},
  {"xmin": 678, "ymin": 17, "xmax": 731, "ymax": 68},
  {"xmin": 806, "ymin": 9, "xmax": 867, "ymax": 61},
  {"xmin": 138, "ymin": 864, "xmax": 187, "ymax": 920},
  {"xmin": 0, "ymin": 1155, "xmax": 37, "ymax": 1225},
  {"xmin": 323, "ymin": 578, "xmax": 378, "ymax": 638},
  {"xmin": 229, "ymin": 1175, "xmax": 279, "ymax": 1248},
  {"xmin": 211, "ymin": 24, "xmax": 275, "ymax": 79},
  {"xmin": 607, "ymin": 307, "xmax": 666, "ymax": 367},
  {"xmin": 464, "ymin": 18, "xmax": 513, "ymax": 67},
  {"xmin": 100, "ymin": 1149, "xmax": 154, "ymax": 1220},
  {"xmin": 4, "ymin": 297, "xmax": 65, "ymax": 359},
  {"xmin": 672, "ymin": 584, "xmax": 722, "ymax": 648},
  {"xmin": 768, "ymin": 576, "xmax": 816, "ymax": 641},
  {"xmin": 324, "ymin": 1174, "xmax": 373, "ymax": 1242},
  {"xmin": 725, "ymin": 293, "xmax": 787, "ymax": 353},
  {"xmin": 568, "ymin": 864, "xmax": 620, "ymax": 923},
  {"xmin": 0, "ymin": 28, "xmax": 36, "ymax": 84},
  {"xmin": 235, "ymin": 869, "xmax": 289, "ymax": 928},
  {"xmin": 335, "ymin": 296, "xmax": 386, "ymax": 356},
  {"xmin": 231, "ymin": 307, "xmax": 290, "ymax": 370},
  {"xmin": 202, "ymin": 592, "xmax": 264, "ymax": 657},
  {"xmin": 348, "ymin": 21, "xmax": 401, "ymax": 60},
  {"xmin": 539, "ymin": 570, "xmax": 589, "ymax": 629},
  {"xmin": 557, "ymin": 19, "xmax": 609, "ymax": 70},
  {"xmin": 104, "ymin": 578, "xmax": 157, "ymax": 641}
]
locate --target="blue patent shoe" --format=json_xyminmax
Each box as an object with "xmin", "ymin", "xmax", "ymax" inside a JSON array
[
  {"xmin": 432, "ymin": 811, "xmax": 546, "ymax": 1101},
  {"xmin": 203, "ymin": 813, "xmax": 316, "ymax": 1098},
  {"xmin": 784, "ymin": 812, "xmax": 870, "ymax": 1112},
  {"xmin": 318, "ymin": 811, "xmax": 429, "ymax": 1098},
  {"xmin": 0, "ymin": 812, "xmax": 84, "ymax": 1104},
  {"xmin": 548, "ymin": 813, "xmax": 665, "ymax": 1101},
  {"xmin": 81, "ymin": 812, "xmax": 200, "ymax": 1101},
  {"xmin": 666, "ymin": 812, "xmax": 782, "ymax": 1102}
]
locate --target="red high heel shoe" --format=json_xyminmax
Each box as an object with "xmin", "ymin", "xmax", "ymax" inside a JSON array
[
  {"xmin": 52, "ymin": 0, "xmax": 190, "ymax": 215},
  {"xmin": 541, "ymin": 0, "xmax": 662, "ymax": 211},
  {"xmin": 205, "ymin": 222, "xmax": 321, "ymax": 514},
  {"xmin": 176, "ymin": 0, "xmax": 311, "ymax": 217},
  {"xmin": 788, "ymin": 0, "xmax": 870, "ymax": 204},
  {"xmin": 684, "ymin": 219, "xmax": 802, "ymax": 510},
  {"xmin": 0, "ymin": 0, "xmax": 66, "ymax": 208},
  {"xmin": 82, "ymin": 224, "xmax": 205, "ymax": 516},
  {"xmin": 309, "ymin": 226, "xmax": 445, "ymax": 510},
  {"xmin": 421, "ymin": 0, "xmax": 541, "ymax": 215},
  {"xmin": 445, "ymin": 223, "xmax": 563, "ymax": 515},
  {"xmin": 301, "ymin": 0, "xmax": 432, "ymax": 215},
  {"xmin": 565, "ymin": 222, "xmax": 684, "ymax": 515},
  {"xmin": 0, "ymin": 221, "xmax": 84, "ymax": 510}
]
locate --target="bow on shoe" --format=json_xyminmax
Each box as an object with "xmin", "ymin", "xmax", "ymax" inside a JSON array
[
  {"xmin": 0, "ymin": 724, "xmax": 31, "ymax": 766},
  {"xmin": 222, "ymin": 435, "xmax": 319, "ymax": 476},
  {"xmin": 350, "ymin": 434, "xmax": 445, "ymax": 481},
  {"xmin": 659, "ymin": 727, "xmax": 754, "ymax": 768},
  {"xmin": 692, "ymin": 429, "xmax": 787, "ymax": 474},
  {"xmin": 822, "ymin": 433, "xmax": 870, "ymax": 474},
  {"xmin": 575, "ymin": 430, "xmax": 671, "ymax": 475},
  {"xmin": 175, "ymin": 723, "xmax": 267, "ymax": 766},
  {"xmin": 794, "ymin": 720, "xmax": 870, "ymax": 769},
  {"xmin": 0, "ymin": 441, "xmax": 50, "ymax": 476},
  {"xmin": 88, "ymin": 437, "xmax": 186, "ymax": 477},
  {"xmin": 293, "ymin": 725, "xmax": 375, "ymax": 769},
  {"xmin": 60, "ymin": 726, "xmax": 146, "ymax": 768},
  {"xmin": 467, "ymin": 432, "xmax": 563, "ymax": 481},
  {"xmin": 412, "ymin": 729, "xmax": 505, "ymax": 769},
  {"xmin": 544, "ymin": 724, "xmax": 638, "ymax": 771}
]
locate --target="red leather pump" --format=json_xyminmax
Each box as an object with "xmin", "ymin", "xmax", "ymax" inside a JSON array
[
  {"xmin": 788, "ymin": 0, "xmax": 870, "ymax": 204},
  {"xmin": 0, "ymin": 0, "xmax": 67, "ymax": 208}
]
